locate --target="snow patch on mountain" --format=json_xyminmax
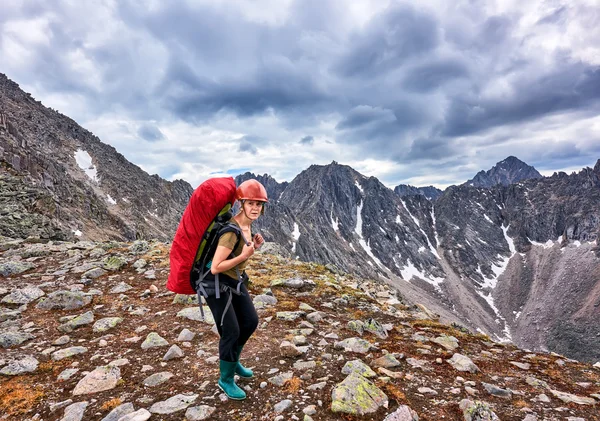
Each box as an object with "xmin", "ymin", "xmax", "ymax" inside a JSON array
[{"xmin": 74, "ymin": 149, "xmax": 98, "ymax": 182}]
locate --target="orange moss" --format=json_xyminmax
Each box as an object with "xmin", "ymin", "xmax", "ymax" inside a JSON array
[
  {"xmin": 381, "ymin": 382, "xmax": 407, "ymax": 403},
  {"xmin": 0, "ymin": 378, "xmax": 45, "ymax": 416},
  {"xmin": 283, "ymin": 376, "xmax": 303, "ymax": 394},
  {"xmin": 101, "ymin": 397, "xmax": 123, "ymax": 411}
]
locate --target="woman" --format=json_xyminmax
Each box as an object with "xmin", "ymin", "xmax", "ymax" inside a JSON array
[{"xmin": 204, "ymin": 179, "xmax": 267, "ymax": 400}]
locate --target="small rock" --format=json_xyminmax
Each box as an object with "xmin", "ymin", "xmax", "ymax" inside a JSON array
[
  {"xmin": 377, "ymin": 367, "xmax": 403, "ymax": 379},
  {"xmin": 310, "ymin": 381, "xmax": 329, "ymax": 391},
  {"xmin": 293, "ymin": 360, "xmax": 317, "ymax": 371},
  {"xmin": 0, "ymin": 261, "xmax": 36, "ymax": 277},
  {"xmin": 163, "ymin": 345, "xmax": 184, "ymax": 361},
  {"xmin": 0, "ymin": 355, "xmax": 39, "ymax": 375},
  {"xmin": 53, "ymin": 335, "xmax": 71, "ymax": 346},
  {"xmin": 52, "ymin": 347, "xmax": 88, "ymax": 361},
  {"xmin": 116, "ymin": 408, "xmax": 151, "ymax": 421},
  {"xmin": 143, "ymin": 371, "xmax": 174, "ymax": 387},
  {"xmin": 459, "ymin": 399, "xmax": 499, "ymax": 421},
  {"xmin": 49, "ymin": 399, "xmax": 73, "ymax": 412},
  {"xmin": 253, "ymin": 295, "xmax": 278, "ymax": 306},
  {"xmin": 268, "ymin": 371, "xmax": 293, "ymax": 386},
  {"xmin": 185, "ymin": 405, "xmax": 216, "ymax": 421},
  {"xmin": 383, "ymin": 404, "xmax": 420, "ymax": 420},
  {"xmin": 549, "ymin": 388, "xmax": 597, "ymax": 405},
  {"xmin": 58, "ymin": 311, "xmax": 95, "ymax": 333},
  {"xmin": 280, "ymin": 341, "xmax": 303, "ymax": 357},
  {"xmin": 510, "ymin": 361, "xmax": 531, "ymax": 370},
  {"xmin": 58, "ymin": 368, "xmax": 79, "ymax": 381},
  {"xmin": 141, "ymin": 332, "xmax": 169, "ymax": 349},
  {"xmin": 274, "ymin": 399, "xmax": 293, "ymax": 413},
  {"xmin": 482, "ymin": 382, "xmax": 511, "ymax": 399},
  {"xmin": 447, "ymin": 353, "xmax": 480, "ymax": 373},
  {"xmin": 276, "ymin": 311, "xmax": 306, "ymax": 321},
  {"xmin": 100, "ymin": 402, "xmax": 134, "ymax": 421},
  {"xmin": 303, "ymin": 405, "xmax": 317, "ymax": 415},
  {"xmin": 0, "ymin": 331, "xmax": 35, "ymax": 348},
  {"xmin": 330, "ymin": 372, "xmax": 388, "ymax": 415},
  {"xmin": 363, "ymin": 318, "xmax": 388, "ymax": 338},
  {"xmin": 93, "ymin": 317, "xmax": 123, "ymax": 333},
  {"xmin": 341, "ymin": 359, "xmax": 377, "ymax": 378},
  {"xmin": 61, "ymin": 401, "xmax": 89, "ymax": 421},
  {"xmin": 72, "ymin": 366, "xmax": 121, "ymax": 396},
  {"xmin": 334, "ymin": 337, "xmax": 372, "ymax": 354},
  {"xmin": 1, "ymin": 286, "xmax": 45, "ymax": 305},
  {"xmin": 109, "ymin": 282, "xmax": 132, "ymax": 294},
  {"xmin": 431, "ymin": 335, "xmax": 459, "ymax": 351},
  {"xmin": 149, "ymin": 393, "xmax": 198, "ymax": 414},
  {"xmin": 37, "ymin": 290, "xmax": 92, "ymax": 310},
  {"xmin": 372, "ymin": 354, "xmax": 401, "ymax": 368},
  {"xmin": 177, "ymin": 328, "xmax": 196, "ymax": 342}
]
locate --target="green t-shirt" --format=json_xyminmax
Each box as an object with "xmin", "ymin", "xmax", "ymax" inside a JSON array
[{"xmin": 217, "ymin": 220, "xmax": 251, "ymax": 280}]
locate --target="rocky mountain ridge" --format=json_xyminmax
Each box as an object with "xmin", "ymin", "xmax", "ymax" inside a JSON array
[
  {"xmin": 0, "ymin": 73, "xmax": 193, "ymax": 242},
  {"xmin": 235, "ymin": 159, "xmax": 600, "ymax": 365},
  {"xmin": 0, "ymin": 238, "xmax": 599, "ymax": 420},
  {"xmin": 393, "ymin": 185, "xmax": 443, "ymax": 201}
]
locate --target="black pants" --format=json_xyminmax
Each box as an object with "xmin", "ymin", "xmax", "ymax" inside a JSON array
[{"xmin": 204, "ymin": 282, "xmax": 259, "ymax": 362}]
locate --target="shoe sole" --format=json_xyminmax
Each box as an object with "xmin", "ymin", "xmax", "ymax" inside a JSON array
[{"xmin": 218, "ymin": 383, "xmax": 246, "ymax": 400}]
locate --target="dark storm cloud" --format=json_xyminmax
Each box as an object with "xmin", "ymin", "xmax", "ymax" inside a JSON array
[
  {"xmin": 402, "ymin": 59, "xmax": 469, "ymax": 93},
  {"xmin": 334, "ymin": 5, "xmax": 439, "ymax": 77},
  {"xmin": 159, "ymin": 58, "xmax": 330, "ymax": 121},
  {"xmin": 138, "ymin": 124, "xmax": 165, "ymax": 142},
  {"xmin": 406, "ymin": 138, "xmax": 459, "ymax": 160},
  {"xmin": 442, "ymin": 64, "xmax": 600, "ymax": 137},
  {"xmin": 300, "ymin": 136, "xmax": 314, "ymax": 145},
  {"xmin": 117, "ymin": 1, "xmax": 335, "ymax": 122}
]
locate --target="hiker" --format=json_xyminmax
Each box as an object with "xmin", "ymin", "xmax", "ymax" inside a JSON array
[{"xmin": 201, "ymin": 179, "xmax": 267, "ymax": 400}]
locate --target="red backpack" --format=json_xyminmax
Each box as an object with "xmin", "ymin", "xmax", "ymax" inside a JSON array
[{"xmin": 167, "ymin": 177, "xmax": 238, "ymax": 295}]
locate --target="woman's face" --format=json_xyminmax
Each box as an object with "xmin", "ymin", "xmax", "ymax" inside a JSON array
[{"xmin": 243, "ymin": 200, "xmax": 264, "ymax": 220}]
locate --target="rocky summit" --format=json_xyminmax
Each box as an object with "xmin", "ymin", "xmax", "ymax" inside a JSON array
[{"xmin": 1, "ymin": 238, "xmax": 599, "ymax": 420}]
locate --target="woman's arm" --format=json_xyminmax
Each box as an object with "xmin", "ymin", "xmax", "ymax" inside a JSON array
[{"xmin": 210, "ymin": 243, "xmax": 255, "ymax": 275}]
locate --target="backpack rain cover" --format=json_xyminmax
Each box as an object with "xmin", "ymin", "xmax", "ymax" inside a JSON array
[{"xmin": 167, "ymin": 176, "xmax": 237, "ymax": 294}]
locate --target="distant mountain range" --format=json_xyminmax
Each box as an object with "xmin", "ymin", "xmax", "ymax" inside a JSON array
[{"xmin": 2, "ymin": 73, "xmax": 599, "ymax": 363}]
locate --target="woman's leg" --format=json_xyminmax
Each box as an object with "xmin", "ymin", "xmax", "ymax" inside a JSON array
[
  {"xmin": 204, "ymin": 292, "xmax": 246, "ymax": 399},
  {"xmin": 204, "ymin": 293, "xmax": 240, "ymax": 362},
  {"xmin": 231, "ymin": 283, "xmax": 259, "ymax": 348}
]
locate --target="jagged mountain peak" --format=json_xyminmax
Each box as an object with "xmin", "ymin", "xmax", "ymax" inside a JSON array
[
  {"xmin": 465, "ymin": 156, "xmax": 542, "ymax": 188},
  {"xmin": 394, "ymin": 184, "xmax": 444, "ymax": 201}
]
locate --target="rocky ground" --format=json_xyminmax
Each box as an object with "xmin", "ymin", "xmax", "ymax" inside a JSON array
[{"xmin": 0, "ymin": 238, "xmax": 599, "ymax": 421}]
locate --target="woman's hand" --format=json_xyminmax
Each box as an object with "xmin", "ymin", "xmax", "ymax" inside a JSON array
[
  {"xmin": 241, "ymin": 241, "xmax": 255, "ymax": 259},
  {"xmin": 253, "ymin": 233, "xmax": 265, "ymax": 249}
]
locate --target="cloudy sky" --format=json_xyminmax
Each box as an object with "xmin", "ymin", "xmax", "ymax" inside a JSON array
[{"xmin": 2, "ymin": 0, "xmax": 600, "ymax": 188}]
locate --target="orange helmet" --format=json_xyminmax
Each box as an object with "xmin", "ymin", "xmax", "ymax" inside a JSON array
[{"xmin": 236, "ymin": 179, "xmax": 269, "ymax": 202}]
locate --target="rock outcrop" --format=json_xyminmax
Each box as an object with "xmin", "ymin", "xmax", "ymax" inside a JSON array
[{"xmin": 0, "ymin": 73, "xmax": 193, "ymax": 242}]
